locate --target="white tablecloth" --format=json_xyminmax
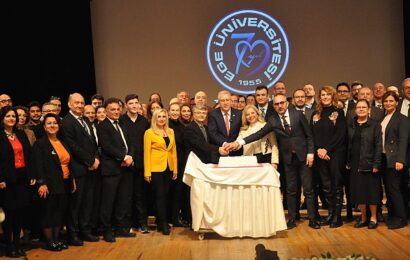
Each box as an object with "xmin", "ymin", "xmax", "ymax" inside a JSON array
[{"xmin": 183, "ymin": 152, "xmax": 287, "ymax": 238}]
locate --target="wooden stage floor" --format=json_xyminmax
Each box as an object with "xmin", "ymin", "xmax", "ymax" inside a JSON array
[{"xmin": 25, "ymin": 212, "xmax": 409, "ymax": 260}]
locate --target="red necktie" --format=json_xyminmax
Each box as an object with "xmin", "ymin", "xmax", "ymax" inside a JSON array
[{"xmin": 224, "ymin": 112, "xmax": 230, "ymax": 136}]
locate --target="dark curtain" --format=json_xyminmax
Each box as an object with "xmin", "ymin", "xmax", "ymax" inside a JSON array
[
  {"xmin": 0, "ymin": 1, "xmax": 96, "ymax": 114},
  {"xmin": 405, "ymin": 0, "xmax": 410, "ymax": 77}
]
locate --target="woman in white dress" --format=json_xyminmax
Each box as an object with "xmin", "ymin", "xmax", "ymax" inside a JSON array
[{"xmin": 238, "ymin": 105, "xmax": 279, "ymax": 168}]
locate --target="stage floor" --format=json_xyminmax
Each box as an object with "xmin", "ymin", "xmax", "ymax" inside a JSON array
[{"xmin": 24, "ymin": 210, "xmax": 409, "ymax": 260}]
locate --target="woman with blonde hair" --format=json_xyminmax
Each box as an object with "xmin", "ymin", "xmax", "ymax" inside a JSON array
[
  {"xmin": 144, "ymin": 108, "xmax": 177, "ymax": 235},
  {"xmin": 238, "ymin": 105, "xmax": 279, "ymax": 166}
]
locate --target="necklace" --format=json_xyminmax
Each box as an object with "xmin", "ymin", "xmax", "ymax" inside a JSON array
[{"xmin": 4, "ymin": 130, "xmax": 14, "ymax": 139}]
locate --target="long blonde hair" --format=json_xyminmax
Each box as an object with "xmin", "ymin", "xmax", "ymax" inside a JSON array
[
  {"xmin": 151, "ymin": 108, "xmax": 170, "ymax": 135},
  {"xmin": 240, "ymin": 104, "xmax": 265, "ymax": 131},
  {"xmin": 315, "ymin": 86, "xmax": 339, "ymax": 117}
]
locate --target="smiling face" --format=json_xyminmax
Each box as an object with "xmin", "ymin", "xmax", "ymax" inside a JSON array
[
  {"xmin": 3, "ymin": 110, "xmax": 17, "ymax": 129},
  {"xmin": 245, "ymin": 106, "xmax": 259, "ymax": 125},
  {"xmin": 106, "ymin": 102, "xmax": 121, "ymax": 121},
  {"xmin": 383, "ymin": 95, "xmax": 398, "ymax": 114},
  {"xmin": 44, "ymin": 116, "xmax": 59, "ymax": 136},
  {"xmin": 255, "ymin": 88, "xmax": 269, "ymax": 106},
  {"xmin": 320, "ymin": 90, "xmax": 333, "ymax": 107},
  {"xmin": 16, "ymin": 108, "xmax": 27, "ymax": 127},
  {"xmin": 96, "ymin": 107, "xmax": 106, "ymax": 123},
  {"xmin": 156, "ymin": 111, "xmax": 167, "ymax": 128},
  {"xmin": 126, "ymin": 98, "xmax": 139, "ymax": 116},
  {"xmin": 180, "ymin": 105, "xmax": 192, "ymax": 121},
  {"xmin": 169, "ymin": 103, "xmax": 180, "ymax": 120},
  {"xmin": 68, "ymin": 93, "xmax": 85, "ymax": 116},
  {"xmin": 293, "ymin": 90, "xmax": 306, "ymax": 108},
  {"xmin": 84, "ymin": 105, "xmax": 96, "ymax": 122}
]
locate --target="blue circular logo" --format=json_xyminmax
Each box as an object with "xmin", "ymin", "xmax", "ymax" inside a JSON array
[{"xmin": 206, "ymin": 10, "xmax": 290, "ymax": 94}]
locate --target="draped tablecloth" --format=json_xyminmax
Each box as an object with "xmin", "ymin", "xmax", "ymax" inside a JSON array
[{"xmin": 183, "ymin": 152, "xmax": 287, "ymax": 238}]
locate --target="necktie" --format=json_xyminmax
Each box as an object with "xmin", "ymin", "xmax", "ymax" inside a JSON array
[
  {"xmin": 78, "ymin": 117, "xmax": 90, "ymax": 135},
  {"xmin": 113, "ymin": 120, "xmax": 120, "ymax": 132},
  {"xmin": 281, "ymin": 115, "xmax": 291, "ymax": 135},
  {"xmin": 224, "ymin": 112, "xmax": 230, "ymax": 136},
  {"xmin": 199, "ymin": 124, "xmax": 208, "ymax": 142},
  {"xmin": 260, "ymin": 108, "xmax": 266, "ymax": 118}
]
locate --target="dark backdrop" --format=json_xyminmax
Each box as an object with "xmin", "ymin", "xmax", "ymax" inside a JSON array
[
  {"xmin": 0, "ymin": 2, "xmax": 96, "ymax": 113},
  {"xmin": 405, "ymin": 0, "xmax": 410, "ymax": 77}
]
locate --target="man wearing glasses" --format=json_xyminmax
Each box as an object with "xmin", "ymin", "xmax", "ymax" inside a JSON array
[
  {"xmin": 0, "ymin": 94, "xmax": 12, "ymax": 109},
  {"xmin": 336, "ymin": 82, "xmax": 351, "ymax": 115}
]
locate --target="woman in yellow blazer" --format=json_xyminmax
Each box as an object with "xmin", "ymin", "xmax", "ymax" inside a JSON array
[{"xmin": 144, "ymin": 108, "xmax": 177, "ymax": 235}]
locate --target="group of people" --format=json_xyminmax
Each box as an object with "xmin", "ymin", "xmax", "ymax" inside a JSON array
[{"xmin": 0, "ymin": 78, "xmax": 409, "ymax": 258}]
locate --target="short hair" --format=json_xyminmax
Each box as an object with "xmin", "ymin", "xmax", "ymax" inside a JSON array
[
  {"xmin": 49, "ymin": 96, "xmax": 61, "ymax": 101},
  {"xmin": 217, "ymin": 90, "xmax": 231, "ymax": 100},
  {"xmin": 91, "ymin": 94, "xmax": 104, "ymax": 102},
  {"xmin": 27, "ymin": 101, "xmax": 41, "ymax": 110},
  {"xmin": 192, "ymin": 105, "xmax": 207, "ymax": 112},
  {"xmin": 255, "ymin": 85, "xmax": 268, "ymax": 93},
  {"xmin": 42, "ymin": 102, "xmax": 56, "ymax": 111},
  {"xmin": 246, "ymin": 94, "xmax": 255, "ymax": 99},
  {"xmin": 351, "ymin": 81, "xmax": 363, "ymax": 88},
  {"xmin": 382, "ymin": 91, "xmax": 400, "ymax": 103},
  {"xmin": 42, "ymin": 113, "xmax": 62, "ymax": 126},
  {"xmin": 104, "ymin": 97, "xmax": 120, "ymax": 108},
  {"xmin": 125, "ymin": 94, "xmax": 139, "ymax": 103},
  {"xmin": 292, "ymin": 89, "xmax": 306, "ymax": 97},
  {"xmin": 0, "ymin": 106, "xmax": 19, "ymax": 130},
  {"xmin": 336, "ymin": 82, "xmax": 350, "ymax": 91}
]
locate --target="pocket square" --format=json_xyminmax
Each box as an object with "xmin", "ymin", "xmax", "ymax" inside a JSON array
[{"xmin": 51, "ymin": 150, "xmax": 57, "ymax": 155}]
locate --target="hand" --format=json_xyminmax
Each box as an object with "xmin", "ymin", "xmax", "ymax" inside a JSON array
[
  {"xmin": 317, "ymin": 148, "xmax": 328, "ymax": 160},
  {"xmin": 89, "ymin": 158, "xmax": 100, "ymax": 170},
  {"xmin": 38, "ymin": 185, "xmax": 49, "ymax": 198},
  {"xmin": 395, "ymin": 162, "xmax": 404, "ymax": 171},
  {"xmin": 218, "ymin": 146, "xmax": 229, "ymax": 156},
  {"xmin": 124, "ymin": 156, "xmax": 133, "ymax": 167},
  {"xmin": 172, "ymin": 173, "xmax": 178, "ymax": 180},
  {"xmin": 346, "ymin": 165, "xmax": 351, "ymax": 170},
  {"xmin": 306, "ymin": 154, "xmax": 314, "ymax": 168},
  {"xmin": 372, "ymin": 168, "xmax": 379, "ymax": 174},
  {"xmin": 72, "ymin": 178, "xmax": 77, "ymax": 193},
  {"xmin": 271, "ymin": 163, "xmax": 278, "ymax": 169},
  {"xmin": 144, "ymin": 176, "xmax": 151, "ymax": 183},
  {"xmin": 224, "ymin": 141, "xmax": 239, "ymax": 152},
  {"xmin": 30, "ymin": 179, "xmax": 36, "ymax": 185},
  {"xmin": 0, "ymin": 182, "xmax": 6, "ymax": 189}
]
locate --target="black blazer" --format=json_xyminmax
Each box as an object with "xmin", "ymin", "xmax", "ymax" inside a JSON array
[
  {"xmin": 257, "ymin": 104, "xmax": 275, "ymax": 121},
  {"xmin": 183, "ymin": 121, "xmax": 219, "ymax": 164},
  {"xmin": 97, "ymin": 118, "xmax": 134, "ymax": 176},
  {"xmin": 32, "ymin": 136, "xmax": 71, "ymax": 195},
  {"xmin": 347, "ymin": 118, "xmax": 382, "ymax": 171},
  {"xmin": 0, "ymin": 130, "xmax": 31, "ymax": 183},
  {"xmin": 169, "ymin": 119, "xmax": 186, "ymax": 169},
  {"xmin": 119, "ymin": 114, "xmax": 149, "ymax": 170},
  {"xmin": 383, "ymin": 110, "xmax": 410, "ymax": 168},
  {"xmin": 346, "ymin": 105, "xmax": 384, "ymax": 127},
  {"xmin": 61, "ymin": 112, "xmax": 99, "ymax": 178},
  {"xmin": 244, "ymin": 108, "xmax": 314, "ymax": 165}
]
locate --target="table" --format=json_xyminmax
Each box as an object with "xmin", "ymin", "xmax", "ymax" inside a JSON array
[{"xmin": 183, "ymin": 152, "xmax": 287, "ymax": 238}]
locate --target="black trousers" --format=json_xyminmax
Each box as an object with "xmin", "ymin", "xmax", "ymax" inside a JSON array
[
  {"xmin": 90, "ymin": 170, "xmax": 102, "ymax": 232},
  {"xmin": 168, "ymin": 162, "xmax": 186, "ymax": 223},
  {"xmin": 316, "ymin": 149, "xmax": 345, "ymax": 216},
  {"xmin": 99, "ymin": 168, "xmax": 133, "ymax": 231},
  {"xmin": 3, "ymin": 208, "xmax": 24, "ymax": 250},
  {"xmin": 384, "ymin": 166, "xmax": 408, "ymax": 220},
  {"xmin": 68, "ymin": 171, "xmax": 97, "ymax": 235},
  {"xmin": 151, "ymin": 170, "xmax": 172, "ymax": 226},
  {"xmin": 285, "ymin": 154, "xmax": 316, "ymax": 220},
  {"xmin": 132, "ymin": 168, "xmax": 148, "ymax": 226}
]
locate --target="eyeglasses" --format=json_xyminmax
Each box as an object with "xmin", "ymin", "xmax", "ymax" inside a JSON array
[
  {"xmin": 337, "ymin": 90, "xmax": 349, "ymax": 93},
  {"xmin": 193, "ymin": 111, "xmax": 207, "ymax": 115},
  {"xmin": 0, "ymin": 99, "xmax": 12, "ymax": 104},
  {"xmin": 273, "ymin": 101, "xmax": 287, "ymax": 106}
]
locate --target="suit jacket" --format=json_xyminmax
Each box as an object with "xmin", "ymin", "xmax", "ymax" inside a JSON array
[
  {"xmin": 347, "ymin": 99, "xmax": 356, "ymax": 111},
  {"xmin": 61, "ymin": 112, "xmax": 99, "ymax": 178},
  {"xmin": 244, "ymin": 108, "xmax": 314, "ymax": 165},
  {"xmin": 183, "ymin": 121, "xmax": 219, "ymax": 164},
  {"xmin": 383, "ymin": 110, "xmax": 410, "ymax": 167},
  {"xmin": 208, "ymin": 108, "xmax": 242, "ymax": 145},
  {"xmin": 97, "ymin": 118, "xmax": 134, "ymax": 176},
  {"xmin": 0, "ymin": 130, "xmax": 32, "ymax": 183},
  {"xmin": 32, "ymin": 136, "xmax": 71, "ymax": 194},
  {"xmin": 257, "ymin": 104, "xmax": 275, "ymax": 121},
  {"xmin": 143, "ymin": 128, "xmax": 177, "ymax": 177},
  {"xmin": 119, "ymin": 114, "xmax": 149, "ymax": 170},
  {"xmin": 397, "ymin": 99, "xmax": 410, "ymax": 164},
  {"xmin": 295, "ymin": 107, "xmax": 313, "ymax": 124}
]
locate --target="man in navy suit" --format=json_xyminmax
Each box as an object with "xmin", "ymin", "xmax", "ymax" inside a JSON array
[
  {"xmin": 255, "ymin": 85, "xmax": 275, "ymax": 120},
  {"xmin": 227, "ymin": 94, "xmax": 320, "ymax": 229},
  {"xmin": 208, "ymin": 90, "xmax": 242, "ymax": 161}
]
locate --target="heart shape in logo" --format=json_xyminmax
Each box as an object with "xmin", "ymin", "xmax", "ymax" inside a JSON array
[{"xmin": 235, "ymin": 39, "xmax": 271, "ymax": 76}]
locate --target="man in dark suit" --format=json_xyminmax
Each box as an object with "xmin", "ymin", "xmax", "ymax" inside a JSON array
[
  {"xmin": 119, "ymin": 94, "xmax": 150, "ymax": 234},
  {"xmin": 347, "ymin": 81, "xmax": 363, "ymax": 111},
  {"xmin": 303, "ymin": 84, "xmax": 317, "ymax": 110},
  {"xmin": 184, "ymin": 105, "xmax": 229, "ymax": 163},
  {"xmin": 227, "ymin": 94, "xmax": 320, "ymax": 229},
  {"xmin": 293, "ymin": 89, "xmax": 314, "ymax": 123},
  {"xmin": 336, "ymin": 82, "xmax": 351, "ymax": 116},
  {"xmin": 61, "ymin": 93, "xmax": 100, "ymax": 245},
  {"xmin": 255, "ymin": 85, "xmax": 275, "ymax": 120},
  {"xmin": 208, "ymin": 90, "xmax": 242, "ymax": 162},
  {"xmin": 97, "ymin": 98, "xmax": 135, "ymax": 242}
]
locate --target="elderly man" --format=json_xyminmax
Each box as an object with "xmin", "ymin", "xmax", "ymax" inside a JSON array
[
  {"xmin": 208, "ymin": 90, "xmax": 242, "ymax": 162},
  {"xmin": 273, "ymin": 81, "xmax": 287, "ymax": 96},
  {"xmin": 0, "ymin": 94, "xmax": 12, "ymax": 108},
  {"xmin": 177, "ymin": 90, "xmax": 190, "ymax": 105}
]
